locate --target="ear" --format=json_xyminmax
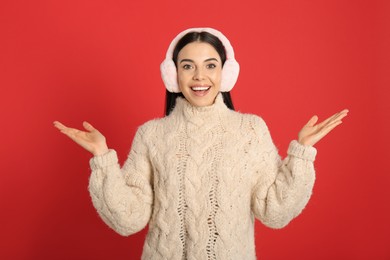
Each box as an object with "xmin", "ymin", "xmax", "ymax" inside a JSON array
[{"xmin": 160, "ymin": 59, "xmax": 180, "ymax": 93}]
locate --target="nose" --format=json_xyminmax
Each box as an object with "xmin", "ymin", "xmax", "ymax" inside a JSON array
[{"xmin": 193, "ymin": 67, "xmax": 205, "ymax": 80}]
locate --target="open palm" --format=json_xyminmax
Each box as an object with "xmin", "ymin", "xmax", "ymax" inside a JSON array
[
  {"xmin": 298, "ymin": 109, "xmax": 349, "ymax": 146},
  {"xmin": 53, "ymin": 121, "xmax": 109, "ymax": 156}
]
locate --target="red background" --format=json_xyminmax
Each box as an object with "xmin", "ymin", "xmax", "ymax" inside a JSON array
[{"xmin": 1, "ymin": 0, "xmax": 389, "ymax": 259}]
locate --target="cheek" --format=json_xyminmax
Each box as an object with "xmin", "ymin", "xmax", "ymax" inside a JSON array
[
  {"xmin": 177, "ymin": 71, "xmax": 187, "ymax": 90},
  {"xmin": 176, "ymin": 70, "xmax": 183, "ymax": 81},
  {"xmin": 210, "ymin": 70, "xmax": 222, "ymax": 84}
]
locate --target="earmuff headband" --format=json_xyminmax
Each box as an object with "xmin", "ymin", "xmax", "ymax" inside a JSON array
[{"xmin": 160, "ymin": 27, "xmax": 240, "ymax": 93}]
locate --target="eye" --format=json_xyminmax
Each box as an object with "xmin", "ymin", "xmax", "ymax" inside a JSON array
[
  {"xmin": 206, "ymin": 63, "xmax": 217, "ymax": 69},
  {"xmin": 182, "ymin": 64, "xmax": 193, "ymax": 70}
]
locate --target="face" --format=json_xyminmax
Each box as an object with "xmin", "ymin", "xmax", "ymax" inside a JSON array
[{"xmin": 177, "ymin": 42, "xmax": 222, "ymax": 107}]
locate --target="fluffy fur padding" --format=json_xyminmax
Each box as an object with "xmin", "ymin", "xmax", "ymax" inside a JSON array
[{"xmin": 160, "ymin": 27, "xmax": 240, "ymax": 93}]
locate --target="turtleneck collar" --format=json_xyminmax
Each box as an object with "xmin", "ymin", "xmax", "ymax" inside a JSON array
[{"xmin": 171, "ymin": 93, "xmax": 230, "ymax": 123}]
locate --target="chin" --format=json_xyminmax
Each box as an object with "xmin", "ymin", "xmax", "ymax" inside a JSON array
[{"xmin": 181, "ymin": 87, "xmax": 220, "ymax": 107}]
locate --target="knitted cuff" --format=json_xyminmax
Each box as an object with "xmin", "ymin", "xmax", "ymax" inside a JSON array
[
  {"xmin": 90, "ymin": 149, "xmax": 118, "ymax": 171},
  {"xmin": 287, "ymin": 140, "xmax": 317, "ymax": 162}
]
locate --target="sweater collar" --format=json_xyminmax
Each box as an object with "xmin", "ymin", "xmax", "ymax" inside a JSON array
[{"xmin": 172, "ymin": 93, "xmax": 230, "ymax": 124}]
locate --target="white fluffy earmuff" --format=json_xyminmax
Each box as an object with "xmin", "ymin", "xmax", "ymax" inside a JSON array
[{"xmin": 160, "ymin": 27, "xmax": 240, "ymax": 93}]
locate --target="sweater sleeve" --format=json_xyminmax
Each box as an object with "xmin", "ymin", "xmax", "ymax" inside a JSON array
[
  {"xmin": 88, "ymin": 126, "xmax": 153, "ymax": 236},
  {"xmin": 250, "ymin": 116, "xmax": 317, "ymax": 229}
]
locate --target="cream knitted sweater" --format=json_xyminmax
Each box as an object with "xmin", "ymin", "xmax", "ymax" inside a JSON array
[{"xmin": 88, "ymin": 94, "xmax": 317, "ymax": 260}]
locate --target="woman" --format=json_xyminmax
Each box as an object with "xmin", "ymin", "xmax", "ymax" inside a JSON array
[{"xmin": 54, "ymin": 28, "xmax": 348, "ymax": 259}]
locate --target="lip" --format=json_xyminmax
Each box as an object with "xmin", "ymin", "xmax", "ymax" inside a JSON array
[
  {"xmin": 191, "ymin": 85, "xmax": 211, "ymax": 91},
  {"xmin": 190, "ymin": 85, "xmax": 211, "ymax": 97}
]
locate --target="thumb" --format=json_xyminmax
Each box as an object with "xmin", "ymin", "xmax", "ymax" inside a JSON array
[
  {"xmin": 83, "ymin": 121, "xmax": 95, "ymax": 132},
  {"xmin": 306, "ymin": 115, "xmax": 318, "ymax": 127}
]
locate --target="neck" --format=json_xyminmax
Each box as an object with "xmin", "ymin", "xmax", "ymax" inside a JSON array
[{"xmin": 171, "ymin": 93, "xmax": 229, "ymax": 122}]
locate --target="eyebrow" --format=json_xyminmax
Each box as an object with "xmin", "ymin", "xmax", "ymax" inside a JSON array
[{"xmin": 179, "ymin": 58, "xmax": 219, "ymax": 64}]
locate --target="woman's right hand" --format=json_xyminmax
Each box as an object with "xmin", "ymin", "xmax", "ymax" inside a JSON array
[{"xmin": 53, "ymin": 121, "xmax": 109, "ymax": 156}]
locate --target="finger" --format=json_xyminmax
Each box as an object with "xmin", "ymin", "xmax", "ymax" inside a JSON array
[
  {"xmin": 53, "ymin": 122, "xmax": 81, "ymax": 138},
  {"xmin": 53, "ymin": 121, "xmax": 67, "ymax": 130},
  {"xmin": 330, "ymin": 109, "xmax": 349, "ymax": 120},
  {"xmin": 336, "ymin": 110, "xmax": 349, "ymax": 121},
  {"xmin": 309, "ymin": 120, "xmax": 343, "ymax": 145},
  {"xmin": 319, "ymin": 120, "xmax": 343, "ymax": 137},
  {"xmin": 53, "ymin": 121, "xmax": 84, "ymax": 138},
  {"xmin": 83, "ymin": 121, "xmax": 95, "ymax": 132},
  {"xmin": 316, "ymin": 111, "xmax": 341, "ymax": 128},
  {"xmin": 317, "ymin": 108, "xmax": 348, "ymax": 128},
  {"xmin": 53, "ymin": 121, "xmax": 81, "ymax": 137},
  {"xmin": 306, "ymin": 115, "xmax": 319, "ymax": 127},
  {"xmin": 320, "ymin": 110, "xmax": 349, "ymax": 129},
  {"xmin": 59, "ymin": 127, "xmax": 81, "ymax": 138}
]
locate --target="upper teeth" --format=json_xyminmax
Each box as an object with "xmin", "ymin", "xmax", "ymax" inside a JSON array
[{"xmin": 192, "ymin": 86, "xmax": 209, "ymax": 91}]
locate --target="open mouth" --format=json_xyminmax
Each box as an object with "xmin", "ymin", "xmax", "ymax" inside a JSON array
[
  {"xmin": 190, "ymin": 86, "xmax": 211, "ymax": 97},
  {"xmin": 191, "ymin": 86, "xmax": 211, "ymax": 91}
]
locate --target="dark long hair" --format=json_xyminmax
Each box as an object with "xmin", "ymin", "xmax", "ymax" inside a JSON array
[{"xmin": 164, "ymin": 31, "xmax": 235, "ymax": 116}]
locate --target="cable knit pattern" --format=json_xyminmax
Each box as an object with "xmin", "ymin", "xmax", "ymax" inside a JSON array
[{"xmin": 88, "ymin": 94, "xmax": 317, "ymax": 260}]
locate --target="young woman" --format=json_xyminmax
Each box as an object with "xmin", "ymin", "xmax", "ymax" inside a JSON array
[{"xmin": 54, "ymin": 28, "xmax": 348, "ymax": 259}]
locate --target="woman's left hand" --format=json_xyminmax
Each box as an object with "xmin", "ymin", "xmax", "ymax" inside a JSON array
[{"xmin": 298, "ymin": 109, "xmax": 349, "ymax": 146}]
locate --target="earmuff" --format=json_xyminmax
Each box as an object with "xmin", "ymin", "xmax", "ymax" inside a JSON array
[{"xmin": 160, "ymin": 27, "xmax": 240, "ymax": 93}]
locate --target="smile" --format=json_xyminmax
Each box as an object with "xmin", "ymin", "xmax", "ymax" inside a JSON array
[
  {"xmin": 191, "ymin": 86, "xmax": 211, "ymax": 91},
  {"xmin": 190, "ymin": 85, "xmax": 211, "ymax": 97}
]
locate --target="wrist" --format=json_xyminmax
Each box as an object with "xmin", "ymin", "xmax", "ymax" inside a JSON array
[
  {"xmin": 298, "ymin": 140, "xmax": 312, "ymax": 147},
  {"xmin": 93, "ymin": 146, "xmax": 109, "ymax": 156},
  {"xmin": 298, "ymin": 137, "xmax": 314, "ymax": 147}
]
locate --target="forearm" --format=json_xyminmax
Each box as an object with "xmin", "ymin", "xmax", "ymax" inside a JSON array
[
  {"xmin": 88, "ymin": 150, "xmax": 153, "ymax": 236},
  {"xmin": 252, "ymin": 141, "xmax": 316, "ymax": 228}
]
